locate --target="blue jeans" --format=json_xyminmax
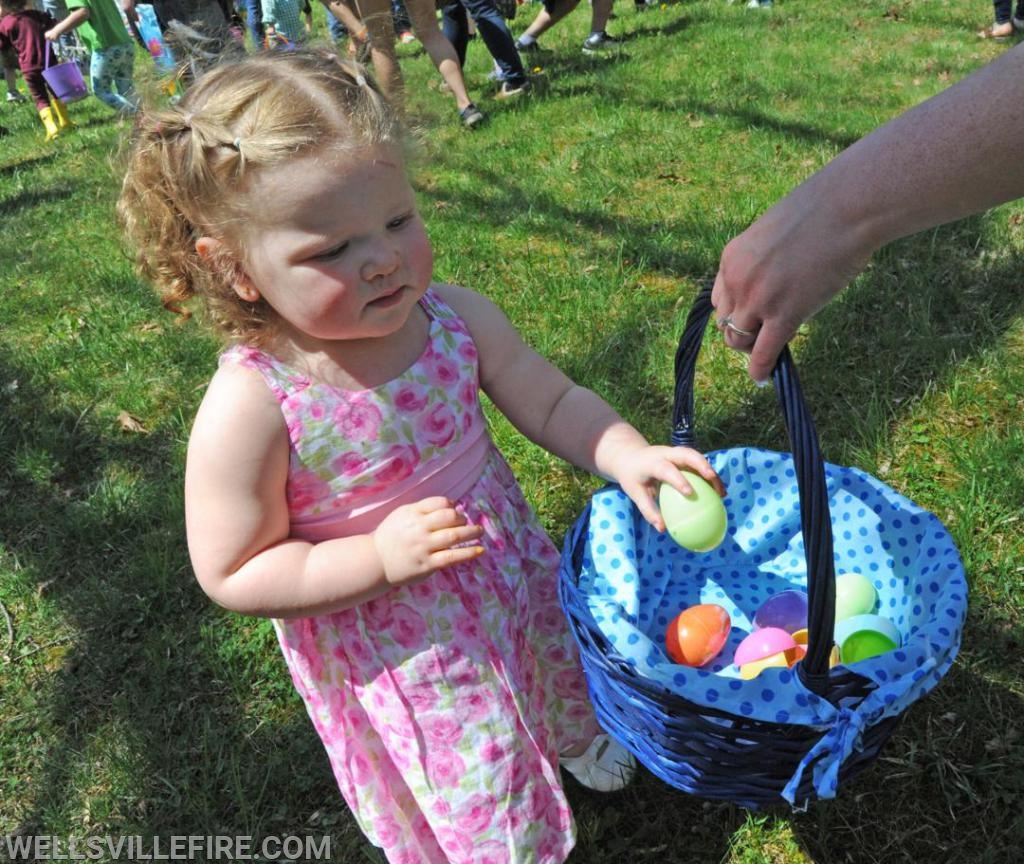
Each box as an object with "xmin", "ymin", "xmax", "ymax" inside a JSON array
[
  {"xmin": 441, "ymin": 0, "xmax": 525, "ymax": 86},
  {"xmin": 324, "ymin": 8, "xmax": 346, "ymax": 40},
  {"xmin": 90, "ymin": 43, "xmax": 137, "ymax": 113},
  {"xmin": 993, "ymin": 0, "xmax": 1024, "ymax": 22},
  {"xmin": 241, "ymin": 0, "xmax": 263, "ymax": 45}
]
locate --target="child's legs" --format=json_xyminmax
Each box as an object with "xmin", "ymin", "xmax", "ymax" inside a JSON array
[
  {"xmin": 403, "ymin": 0, "xmax": 474, "ymax": 110},
  {"xmin": 23, "ymin": 69, "xmax": 51, "ymax": 110},
  {"xmin": 439, "ymin": 0, "xmax": 469, "ymax": 66},
  {"xmin": 89, "ymin": 44, "xmax": 138, "ymax": 113},
  {"xmin": 3, "ymin": 48, "xmax": 19, "ymax": 94}
]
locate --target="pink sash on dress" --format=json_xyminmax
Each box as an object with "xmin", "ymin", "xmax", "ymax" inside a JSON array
[{"xmin": 289, "ymin": 426, "xmax": 492, "ymax": 543}]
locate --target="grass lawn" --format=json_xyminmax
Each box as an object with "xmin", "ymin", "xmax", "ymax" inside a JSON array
[{"xmin": 2, "ymin": 0, "xmax": 1023, "ymax": 861}]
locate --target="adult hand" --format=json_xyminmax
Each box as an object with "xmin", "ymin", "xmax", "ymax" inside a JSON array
[
  {"xmin": 711, "ymin": 176, "xmax": 874, "ymax": 384},
  {"xmin": 372, "ymin": 496, "xmax": 485, "ymax": 586}
]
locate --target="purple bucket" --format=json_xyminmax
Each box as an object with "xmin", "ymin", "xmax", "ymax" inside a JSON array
[{"xmin": 42, "ymin": 48, "xmax": 89, "ymax": 102}]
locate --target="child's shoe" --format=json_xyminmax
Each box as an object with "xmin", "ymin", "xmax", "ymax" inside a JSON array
[
  {"xmin": 459, "ymin": 103, "xmax": 485, "ymax": 128},
  {"xmin": 38, "ymin": 106, "xmax": 60, "ymax": 141},
  {"xmin": 559, "ymin": 734, "xmax": 637, "ymax": 792},
  {"xmin": 581, "ymin": 30, "xmax": 620, "ymax": 52},
  {"xmin": 6, "ymin": 91, "xmax": 25, "ymax": 103},
  {"xmin": 514, "ymin": 37, "xmax": 544, "ymax": 54},
  {"xmin": 495, "ymin": 79, "xmax": 530, "ymax": 99}
]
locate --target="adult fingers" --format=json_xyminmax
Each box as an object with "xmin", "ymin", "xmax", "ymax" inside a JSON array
[{"xmin": 746, "ymin": 318, "xmax": 796, "ymax": 384}]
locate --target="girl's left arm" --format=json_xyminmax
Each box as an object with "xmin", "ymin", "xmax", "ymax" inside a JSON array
[{"xmin": 437, "ymin": 284, "xmax": 724, "ymax": 530}]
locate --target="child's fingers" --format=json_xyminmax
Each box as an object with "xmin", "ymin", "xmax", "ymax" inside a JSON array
[
  {"xmin": 630, "ymin": 486, "xmax": 664, "ymax": 532},
  {"xmin": 416, "ymin": 496, "xmax": 456, "ymax": 514},
  {"xmin": 429, "ymin": 522, "xmax": 485, "ymax": 552},
  {"xmin": 430, "ymin": 544, "xmax": 486, "ymax": 570},
  {"xmin": 666, "ymin": 449, "xmax": 727, "ymax": 497}
]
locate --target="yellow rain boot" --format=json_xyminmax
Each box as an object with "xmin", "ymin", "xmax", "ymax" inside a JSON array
[
  {"xmin": 49, "ymin": 96, "xmax": 74, "ymax": 130},
  {"xmin": 38, "ymin": 106, "xmax": 60, "ymax": 141}
]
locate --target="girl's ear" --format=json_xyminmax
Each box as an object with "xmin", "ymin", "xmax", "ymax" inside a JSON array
[{"xmin": 195, "ymin": 236, "xmax": 261, "ymax": 303}]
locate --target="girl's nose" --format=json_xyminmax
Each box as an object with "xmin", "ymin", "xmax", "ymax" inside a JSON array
[{"xmin": 361, "ymin": 237, "xmax": 401, "ymax": 281}]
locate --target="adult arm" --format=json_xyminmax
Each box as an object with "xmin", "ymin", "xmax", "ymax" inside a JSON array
[{"xmin": 712, "ymin": 42, "xmax": 1024, "ymax": 383}]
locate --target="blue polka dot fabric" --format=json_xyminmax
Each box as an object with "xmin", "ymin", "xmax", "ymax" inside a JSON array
[{"xmin": 573, "ymin": 446, "xmax": 968, "ymax": 803}]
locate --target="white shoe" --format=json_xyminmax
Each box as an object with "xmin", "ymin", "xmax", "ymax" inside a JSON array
[
  {"xmin": 6, "ymin": 91, "xmax": 25, "ymax": 103},
  {"xmin": 559, "ymin": 734, "xmax": 637, "ymax": 792}
]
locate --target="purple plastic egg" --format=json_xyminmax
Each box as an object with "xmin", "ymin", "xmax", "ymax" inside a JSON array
[{"xmin": 753, "ymin": 589, "xmax": 809, "ymax": 634}]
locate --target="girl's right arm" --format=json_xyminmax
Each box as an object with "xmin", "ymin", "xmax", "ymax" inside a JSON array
[{"xmin": 185, "ymin": 364, "xmax": 483, "ymax": 619}]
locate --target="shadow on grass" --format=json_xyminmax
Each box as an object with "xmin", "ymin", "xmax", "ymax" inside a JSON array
[
  {"xmin": 0, "ymin": 347, "xmax": 366, "ymax": 853},
  {"xmin": 0, "ymin": 152, "xmax": 60, "ymax": 179},
  {"xmin": 0, "ymin": 184, "xmax": 77, "ymax": 218}
]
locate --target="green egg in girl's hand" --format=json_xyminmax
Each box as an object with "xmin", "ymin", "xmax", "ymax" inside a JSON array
[{"xmin": 658, "ymin": 472, "xmax": 727, "ymax": 552}]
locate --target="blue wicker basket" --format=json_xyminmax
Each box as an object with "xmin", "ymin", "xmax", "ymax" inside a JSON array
[{"xmin": 558, "ymin": 287, "xmax": 968, "ymax": 809}]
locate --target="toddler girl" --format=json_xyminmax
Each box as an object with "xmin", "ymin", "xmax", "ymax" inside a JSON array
[{"xmin": 118, "ymin": 49, "xmax": 724, "ymax": 864}]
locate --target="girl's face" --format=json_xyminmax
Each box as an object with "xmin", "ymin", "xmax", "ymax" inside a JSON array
[{"xmin": 223, "ymin": 143, "xmax": 434, "ymax": 350}]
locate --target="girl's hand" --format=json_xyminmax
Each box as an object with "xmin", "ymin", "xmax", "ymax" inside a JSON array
[
  {"xmin": 372, "ymin": 497, "xmax": 485, "ymax": 586},
  {"xmin": 610, "ymin": 446, "xmax": 725, "ymax": 532}
]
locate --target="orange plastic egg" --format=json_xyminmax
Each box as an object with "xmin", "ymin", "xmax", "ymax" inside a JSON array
[{"xmin": 665, "ymin": 603, "xmax": 731, "ymax": 666}]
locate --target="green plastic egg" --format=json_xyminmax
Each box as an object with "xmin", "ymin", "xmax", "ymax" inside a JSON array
[
  {"xmin": 834, "ymin": 572, "xmax": 877, "ymax": 621},
  {"xmin": 658, "ymin": 473, "xmax": 727, "ymax": 553}
]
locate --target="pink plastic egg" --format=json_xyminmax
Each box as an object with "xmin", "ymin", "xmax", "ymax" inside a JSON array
[{"xmin": 734, "ymin": 627, "xmax": 798, "ymax": 667}]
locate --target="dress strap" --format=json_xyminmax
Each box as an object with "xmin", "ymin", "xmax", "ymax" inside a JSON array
[
  {"xmin": 418, "ymin": 286, "xmax": 460, "ymax": 324},
  {"xmin": 219, "ymin": 344, "xmax": 311, "ymax": 404}
]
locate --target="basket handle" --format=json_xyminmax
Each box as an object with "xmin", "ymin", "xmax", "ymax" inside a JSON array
[{"xmin": 670, "ymin": 285, "xmax": 836, "ymax": 694}]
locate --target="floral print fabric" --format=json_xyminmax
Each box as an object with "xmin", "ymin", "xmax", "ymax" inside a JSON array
[{"xmin": 221, "ymin": 288, "xmax": 599, "ymax": 863}]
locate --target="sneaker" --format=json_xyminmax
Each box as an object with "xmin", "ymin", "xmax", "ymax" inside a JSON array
[
  {"xmin": 1014, "ymin": 15, "xmax": 1024, "ymax": 28},
  {"xmin": 5, "ymin": 91, "xmax": 25, "ymax": 103},
  {"xmin": 398, "ymin": 30, "xmax": 416, "ymax": 44},
  {"xmin": 559, "ymin": 734, "xmax": 637, "ymax": 792},
  {"xmin": 581, "ymin": 31, "xmax": 619, "ymax": 52},
  {"xmin": 459, "ymin": 103, "xmax": 486, "ymax": 128},
  {"xmin": 495, "ymin": 79, "xmax": 530, "ymax": 99}
]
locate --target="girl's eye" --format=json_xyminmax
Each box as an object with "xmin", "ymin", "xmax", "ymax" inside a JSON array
[
  {"xmin": 388, "ymin": 213, "xmax": 413, "ymax": 230},
  {"xmin": 313, "ymin": 243, "xmax": 348, "ymax": 261}
]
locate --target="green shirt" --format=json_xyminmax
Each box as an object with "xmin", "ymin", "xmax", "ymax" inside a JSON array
[{"xmin": 66, "ymin": 0, "xmax": 131, "ymax": 52}]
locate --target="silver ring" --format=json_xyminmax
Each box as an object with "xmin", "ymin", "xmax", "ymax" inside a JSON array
[{"xmin": 718, "ymin": 315, "xmax": 757, "ymax": 338}]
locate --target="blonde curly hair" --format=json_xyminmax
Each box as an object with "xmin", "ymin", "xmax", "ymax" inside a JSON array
[{"xmin": 118, "ymin": 48, "xmax": 402, "ymax": 346}]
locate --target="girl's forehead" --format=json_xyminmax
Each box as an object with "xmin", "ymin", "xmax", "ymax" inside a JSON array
[{"xmin": 239, "ymin": 144, "xmax": 411, "ymax": 228}]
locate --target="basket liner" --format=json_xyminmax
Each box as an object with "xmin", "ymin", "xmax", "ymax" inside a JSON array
[{"xmin": 573, "ymin": 445, "xmax": 967, "ymax": 801}]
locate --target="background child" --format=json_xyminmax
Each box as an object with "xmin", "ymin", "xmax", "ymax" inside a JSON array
[
  {"xmin": 0, "ymin": 0, "xmax": 67, "ymax": 139},
  {"xmin": 44, "ymin": 0, "xmax": 137, "ymax": 114},
  {"xmin": 118, "ymin": 49, "xmax": 725, "ymax": 864},
  {"xmin": 260, "ymin": 0, "xmax": 302, "ymax": 46}
]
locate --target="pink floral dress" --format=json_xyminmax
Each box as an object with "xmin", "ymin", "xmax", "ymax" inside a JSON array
[{"xmin": 221, "ymin": 288, "xmax": 600, "ymax": 864}]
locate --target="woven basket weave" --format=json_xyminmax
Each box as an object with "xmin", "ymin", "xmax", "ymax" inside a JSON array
[{"xmin": 558, "ymin": 287, "xmax": 968, "ymax": 809}]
